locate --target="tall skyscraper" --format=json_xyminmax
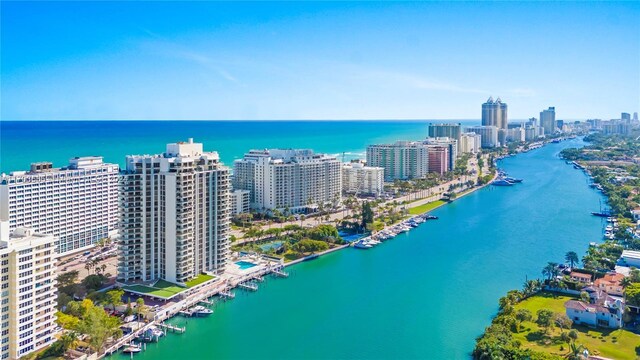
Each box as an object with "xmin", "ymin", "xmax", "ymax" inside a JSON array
[
  {"xmin": 424, "ymin": 137, "xmax": 457, "ymax": 170},
  {"xmin": 633, "ymin": 112, "xmax": 638, "ymax": 121},
  {"xmin": 621, "ymin": 112, "xmax": 631, "ymax": 123},
  {"xmin": 1, "ymin": 223, "xmax": 58, "ymax": 360},
  {"xmin": 482, "ymin": 97, "xmax": 508, "ymax": 129},
  {"xmin": 428, "ymin": 123, "xmax": 461, "ymax": 150},
  {"xmin": 540, "ymin": 107, "xmax": 556, "ymax": 135},
  {"xmin": 366, "ymin": 141, "xmax": 430, "ymax": 181},
  {"xmin": 0, "ymin": 157, "xmax": 119, "ymax": 254},
  {"xmin": 118, "ymin": 139, "xmax": 230, "ymax": 285},
  {"xmin": 233, "ymin": 149, "xmax": 341, "ymax": 212}
]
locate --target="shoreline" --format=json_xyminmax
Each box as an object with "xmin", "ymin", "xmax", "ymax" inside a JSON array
[{"xmin": 103, "ymin": 138, "xmax": 568, "ymax": 358}]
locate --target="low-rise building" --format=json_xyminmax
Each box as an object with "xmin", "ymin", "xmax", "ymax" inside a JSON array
[
  {"xmin": 569, "ymin": 271, "xmax": 592, "ymax": 284},
  {"xmin": 341, "ymin": 162, "xmax": 384, "ymax": 197},
  {"xmin": 0, "ymin": 222, "xmax": 58, "ymax": 360},
  {"xmin": 231, "ymin": 190, "xmax": 250, "ymax": 215},
  {"xmin": 594, "ymin": 272, "xmax": 625, "ymax": 296},
  {"xmin": 565, "ymin": 297, "xmax": 624, "ymax": 329},
  {"xmin": 619, "ymin": 250, "xmax": 640, "ymax": 268}
]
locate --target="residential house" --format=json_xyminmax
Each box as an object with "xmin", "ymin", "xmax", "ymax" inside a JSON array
[
  {"xmin": 565, "ymin": 297, "xmax": 624, "ymax": 329},
  {"xmin": 594, "ymin": 272, "xmax": 625, "ymax": 296},
  {"xmin": 569, "ymin": 271, "xmax": 593, "ymax": 284}
]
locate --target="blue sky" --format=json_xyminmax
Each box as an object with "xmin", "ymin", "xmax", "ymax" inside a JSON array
[{"xmin": 2, "ymin": 1, "xmax": 638, "ymax": 121}]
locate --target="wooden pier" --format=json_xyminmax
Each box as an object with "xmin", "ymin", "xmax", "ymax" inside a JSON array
[{"xmin": 157, "ymin": 322, "xmax": 186, "ymax": 334}]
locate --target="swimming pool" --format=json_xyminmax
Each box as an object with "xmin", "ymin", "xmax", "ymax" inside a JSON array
[{"xmin": 235, "ymin": 261, "xmax": 257, "ymax": 270}]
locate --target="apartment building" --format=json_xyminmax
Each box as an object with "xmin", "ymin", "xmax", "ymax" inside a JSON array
[
  {"xmin": 118, "ymin": 139, "xmax": 231, "ymax": 285},
  {"xmin": 342, "ymin": 162, "xmax": 384, "ymax": 196},
  {"xmin": 366, "ymin": 141, "xmax": 430, "ymax": 182},
  {"xmin": 426, "ymin": 146, "xmax": 449, "ymax": 175},
  {"xmin": 460, "ymin": 133, "xmax": 481, "ymax": 154},
  {"xmin": 424, "ymin": 137, "xmax": 457, "ymax": 170},
  {"xmin": 233, "ymin": 149, "xmax": 342, "ymax": 212},
  {"xmin": 231, "ymin": 189, "xmax": 250, "ymax": 215},
  {"xmin": 0, "ymin": 222, "xmax": 58, "ymax": 360},
  {"xmin": 466, "ymin": 126, "xmax": 499, "ymax": 148},
  {"xmin": 0, "ymin": 157, "xmax": 119, "ymax": 254}
]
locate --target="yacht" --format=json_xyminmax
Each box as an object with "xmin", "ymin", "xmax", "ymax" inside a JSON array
[
  {"xmin": 354, "ymin": 240, "xmax": 373, "ymax": 249},
  {"xmin": 492, "ymin": 178, "xmax": 513, "ymax": 186},
  {"xmin": 504, "ymin": 176, "xmax": 523, "ymax": 183},
  {"xmin": 191, "ymin": 305, "xmax": 214, "ymax": 317},
  {"xmin": 123, "ymin": 344, "xmax": 142, "ymax": 354}
]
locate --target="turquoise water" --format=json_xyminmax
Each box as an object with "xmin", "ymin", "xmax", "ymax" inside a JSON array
[
  {"xmin": 116, "ymin": 137, "xmax": 603, "ymax": 359},
  {"xmin": 234, "ymin": 261, "xmax": 257, "ymax": 270},
  {"xmin": 0, "ymin": 120, "xmax": 477, "ymax": 173}
]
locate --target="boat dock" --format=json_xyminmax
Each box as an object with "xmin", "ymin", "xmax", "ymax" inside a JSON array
[
  {"xmin": 199, "ymin": 299, "xmax": 214, "ymax": 305},
  {"xmin": 238, "ymin": 282, "xmax": 258, "ymax": 291},
  {"xmin": 273, "ymin": 266, "xmax": 289, "ymax": 278},
  {"xmin": 157, "ymin": 322, "xmax": 186, "ymax": 334}
]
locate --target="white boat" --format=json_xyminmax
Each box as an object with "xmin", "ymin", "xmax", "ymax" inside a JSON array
[
  {"xmin": 354, "ymin": 241, "xmax": 373, "ymax": 249},
  {"xmin": 605, "ymin": 225, "xmax": 613, "ymax": 232},
  {"xmin": 123, "ymin": 344, "xmax": 142, "ymax": 354},
  {"xmin": 191, "ymin": 305, "xmax": 214, "ymax": 317}
]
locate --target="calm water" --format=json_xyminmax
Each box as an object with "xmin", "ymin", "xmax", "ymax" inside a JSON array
[
  {"xmin": 0, "ymin": 120, "xmax": 477, "ymax": 173},
  {"xmin": 117, "ymin": 137, "xmax": 602, "ymax": 359}
]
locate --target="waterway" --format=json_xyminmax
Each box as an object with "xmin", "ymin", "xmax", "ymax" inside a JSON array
[{"xmin": 121, "ymin": 137, "xmax": 604, "ymax": 359}]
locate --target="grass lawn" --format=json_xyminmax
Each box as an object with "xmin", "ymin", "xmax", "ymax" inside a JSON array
[
  {"xmin": 512, "ymin": 292, "xmax": 639, "ymax": 360},
  {"xmin": 408, "ymin": 200, "xmax": 446, "ymax": 215},
  {"xmin": 185, "ymin": 273, "xmax": 214, "ymax": 288},
  {"xmin": 123, "ymin": 285, "xmax": 178, "ymax": 299}
]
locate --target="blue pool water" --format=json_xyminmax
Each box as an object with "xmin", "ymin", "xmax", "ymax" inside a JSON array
[{"xmin": 235, "ymin": 261, "xmax": 257, "ymax": 270}]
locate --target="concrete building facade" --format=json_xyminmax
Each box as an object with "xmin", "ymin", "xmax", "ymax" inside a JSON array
[
  {"xmin": 118, "ymin": 139, "xmax": 231, "ymax": 285},
  {"xmin": 466, "ymin": 126, "xmax": 499, "ymax": 148},
  {"xmin": 0, "ymin": 157, "xmax": 119, "ymax": 254},
  {"xmin": 366, "ymin": 141, "xmax": 430, "ymax": 181},
  {"xmin": 233, "ymin": 149, "xmax": 341, "ymax": 212},
  {"xmin": 341, "ymin": 162, "xmax": 384, "ymax": 196},
  {"xmin": 482, "ymin": 97, "xmax": 508, "ymax": 129},
  {"xmin": 1, "ymin": 223, "xmax": 58, "ymax": 360},
  {"xmin": 460, "ymin": 133, "xmax": 481, "ymax": 154},
  {"xmin": 231, "ymin": 190, "xmax": 250, "ymax": 215},
  {"xmin": 540, "ymin": 107, "xmax": 556, "ymax": 135}
]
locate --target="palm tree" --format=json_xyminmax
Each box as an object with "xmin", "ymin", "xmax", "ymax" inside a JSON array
[
  {"xmin": 621, "ymin": 277, "xmax": 632, "ymax": 288},
  {"xmin": 567, "ymin": 342, "xmax": 587, "ymax": 360},
  {"xmin": 542, "ymin": 262, "xmax": 558, "ymax": 281},
  {"xmin": 565, "ymin": 251, "xmax": 579, "ymax": 268}
]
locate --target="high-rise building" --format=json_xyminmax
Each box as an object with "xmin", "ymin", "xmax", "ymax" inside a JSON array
[
  {"xmin": 341, "ymin": 162, "xmax": 384, "ymax": 196},
  {"xmin": 118, "ymin": 139, "xmax": 231, "ymax": 285},
  {"xmin": 633, "ymin": 112, "xmax": 638, "ymax": 121},
  {"xmin": 366, "ymin": 141, "xmax": 430, "ymax": 181},
  {"xmin": 230, "ymin": 190, "xmax": 250, "ymax": 215},
  {"xmin": 482, "ymin": 97, "xmax": 508, "ymax": 129},
  {"xmin": 428, "ymin": 123, "xmax": 461, "ymax": 150},
  {"xmin": 0, "ymin": 157, "xmax": 119, "ymax": 254},
  {"xmin": 540, "ymin": 107, "xmax": 556, "ymax": 135},
  {"xmin": 622, "ymin": 112, "xmax": 631, "ymax": 122},
  {"xmin": 602, "ymin": 121, "xmax": 631, "ymax": 135},
  {"xmin": 466, "ymin": 126, "xmax": 499, "ymax": 148},
  {"xmin": 460, "ymin": 133, "xmax": 481, "ymax": 153},
  {"xmin": 424, "ymin": 137, "xmax": 457, "ymax": 170},
  {"xmin": 427, "ymin": 146, "xmax": 449, "ymax": 175},
  {"xmin": 556, "ymin": 120, "xmax": 565, "ymax": 130},
  {"xmin": 233, "ymin": 149, "xmax": 341, "ymax": 212},
  {"xmin": 1, "ymin": 223, "xmax": 58, "ymax": 360},
  {"xmin": 505, "ymin": 128, "xmax": 526, "ymax": 142}
]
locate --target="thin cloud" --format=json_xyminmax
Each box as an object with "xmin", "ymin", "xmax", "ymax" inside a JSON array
[{"xmin": 350, "ymin": 67, "xmax": 487, "ymax": 94}]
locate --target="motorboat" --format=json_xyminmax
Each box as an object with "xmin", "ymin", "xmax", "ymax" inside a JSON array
[
  {"xmin": 123, "ymin": 344, "xmax": 142, "ymax": 354},
  {"xmin": 191, "ymin": 305, "xmax": 214, "ymax": 317}
]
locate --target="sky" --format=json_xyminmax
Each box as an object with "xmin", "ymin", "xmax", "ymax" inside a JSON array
[{"xmin": 1, "ymin": 1, "xmax": 639, "ymax": 121}]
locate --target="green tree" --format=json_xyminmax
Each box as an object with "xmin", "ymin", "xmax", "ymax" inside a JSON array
[
  {"xmin": 57, "ymin": 270, "xmax": 80, "ymax": 288},
  {"xmin": 77, "ymin": 304, "xmax": 122, "ymax": 353},
  {"xmin": 554, "ymin": 313, "xmax": 572, "ymax": 331},
  {"xmin": 565, "ymin": 251, "xmax": 579, "ymax": 268},
  {"xmin": 514, "ymin": 309, "xmax": 532, "ymax": 332},
  {"xmin": 536, "ymin": 309, "xmax": 554, "ymax": 334},
  {"xmin": 361, "ymin": 202, "xmax": 374, "ymax": 230},
  {"xmin": 625, "ymin": 283, "xmax": 640, "ymax": 306},
  {"xmin": 135, "ymin": 298, "xmax": 146, "ymax": 320},
  {"xmin": 105, "ymin": 289, "xmax": 124, "ymax": 310}
]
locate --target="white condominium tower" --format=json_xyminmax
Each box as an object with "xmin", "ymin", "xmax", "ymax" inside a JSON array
[
  {"xmin": 366, "ymin": 141, "xmax": 430, "ymax": 182},
  {"xmin": 118, "ymin": 139, "xmax": 230, "ymax": 285},
  {"xmin": 0, "ymin": 157, "xmax": 119, "ymax": 254},
  {"xmin": 341, "ymin": 162, "xmax": 385, "ymax": 196},
  {"xmin": 482, "ymin": 97, "xmax": 508, "ymax": 129},
  {"xmin": 466, "ymin": 126, "xmax": 499, "ymax": 148},
  {"xmin": 233, "ymin": 149, "xmax": 341, "ymax": 212},
  {"xmin": 460, "ymin": 133, "xmax": 481, "ymax": 153},
  {"xmin": 1, "ymin": 222, "xmax": 58, "ymax": 360}
]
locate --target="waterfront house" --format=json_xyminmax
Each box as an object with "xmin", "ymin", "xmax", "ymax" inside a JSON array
[
  {"xmin": 565, "ymin": 297, "xmax": 624, "ymax": 329},
  {"xmin": 569, "ymin": 271, "xmax": 593, "ymax": 284},
  {"xmin": 594, "ymin": 272, "xmax": 625, "ymax": 296}
]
